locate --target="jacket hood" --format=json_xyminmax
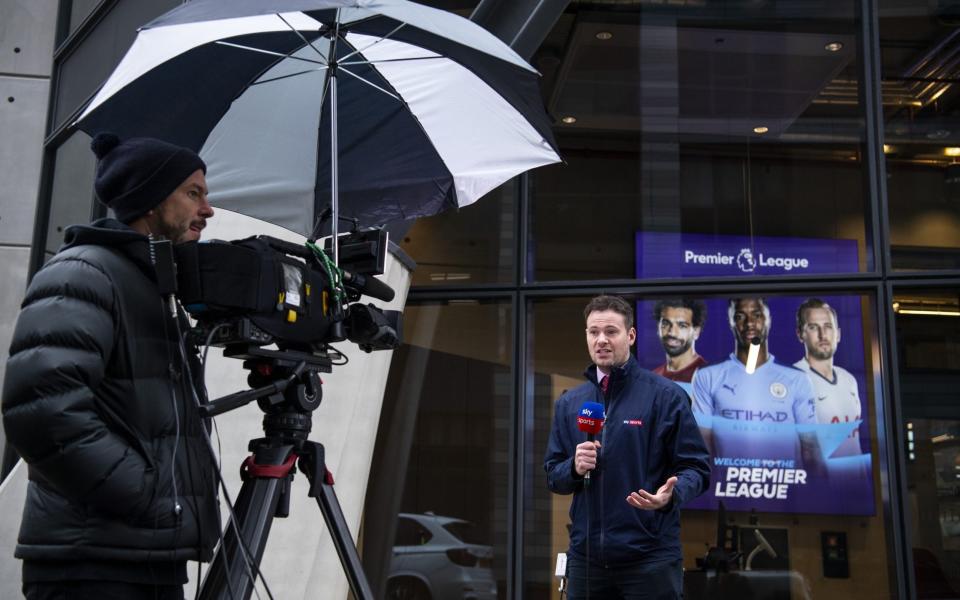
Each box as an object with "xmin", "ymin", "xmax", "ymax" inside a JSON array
[
  {"xmin": 62, "ymin": 218, "xmax": 146, "ymax": 249},
  {"xmin": 61, "ymin": 218, "xmax": 155, "ymax": 279}
]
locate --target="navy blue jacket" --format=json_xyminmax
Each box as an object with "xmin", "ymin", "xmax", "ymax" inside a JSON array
[{"xmin": 544, "ymin": 355, "xmax": 710, "ymax": 565}]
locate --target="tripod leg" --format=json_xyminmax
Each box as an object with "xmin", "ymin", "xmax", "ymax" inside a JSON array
[
  {"xmin": 301, "ymin": 442, "xmax": 375, "ymax": 600},
  {"xmin": 199, "ymin": 443, "xmax": 295, "ymax": 600}
]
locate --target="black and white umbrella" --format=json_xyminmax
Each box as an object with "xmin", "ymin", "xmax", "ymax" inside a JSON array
[{"xmin": 75, "ymin": 0, "xmax": 561, "ymax": 259}]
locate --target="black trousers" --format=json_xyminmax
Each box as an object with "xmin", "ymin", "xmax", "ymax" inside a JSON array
[
  {"xmin": 23, "ymin": 581, "xmax": 184, "ymax": 600},
  {"xmin": 566, "ymin": 555, "xmax": 684, "ymax": 600}
]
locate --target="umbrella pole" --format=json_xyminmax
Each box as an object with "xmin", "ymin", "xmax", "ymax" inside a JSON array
[{"xmin": 330, "ymin": 70, "xmax": 339, "ymax": 267}]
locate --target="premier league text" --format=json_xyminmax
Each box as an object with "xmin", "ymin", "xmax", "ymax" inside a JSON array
[
  {"xmin": 712, "ymin": 457, "xmax": 807, "ymax": 499},
  {"xmin": 684, "ymin": 250, "xmax": 809, "ymax": 271}
]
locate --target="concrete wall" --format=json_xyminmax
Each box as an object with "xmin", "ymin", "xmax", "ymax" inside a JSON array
[
  {"xmin": 0, "ymin": 0, "xmax": 57, "ymax": 469},
  {"xmin": 0, "ymin": 0, "xmax": 58, "ymax": 588}
]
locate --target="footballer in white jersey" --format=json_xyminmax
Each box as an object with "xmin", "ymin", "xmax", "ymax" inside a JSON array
[
  {"xmin": 795, "ymin": 299, "xmax": 864, "ymax": 457},
  {"xmin": 792, "ymin": 359, "xmax": 861, "ymax": 456}
]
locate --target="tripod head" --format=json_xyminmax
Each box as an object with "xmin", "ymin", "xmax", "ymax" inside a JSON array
[{"xmin": 199, "ymin": 344, "xmax": 333, "ymax": 447}]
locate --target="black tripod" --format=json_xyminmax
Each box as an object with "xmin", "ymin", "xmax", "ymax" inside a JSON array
[{"xmin": 196, "ymin": 346, "xmax": 374, "ymax": 600}]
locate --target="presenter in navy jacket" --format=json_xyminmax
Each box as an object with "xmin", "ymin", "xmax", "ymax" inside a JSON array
[{"xmin": 545, "ymin": 295, "xmax": 710, "ymax": 600}]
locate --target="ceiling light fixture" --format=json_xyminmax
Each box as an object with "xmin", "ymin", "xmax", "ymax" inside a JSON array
[
  {"xmin": 824, "ymin": 41, "xmax": 843, "ymax": 52},
  {"xmin": 753, "ymin": 126, "xmax": 769, "ymax": 134},
  {"xmin": 595, "ymin": 31, "xmax": 613, "ymax": 41},
  {"xmin": 945, "ymin": 147, "xmax": 960, "ymax": 157},
  {"xmin": 561, "ymin": 116, "xmax": 577, "ymax": 124},
  {"xmin": 930, "ymin": 86, "xmax": 950, "ymax": 103},
  {"xmin": 893, "ymin": 298, "xmax": 960, "ymax": 317},
  {"xmin": 897, "ymin": 308, "xmax": 960, "ymax": 316}
]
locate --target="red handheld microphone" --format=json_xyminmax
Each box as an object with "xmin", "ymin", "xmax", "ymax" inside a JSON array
[{"xmin": 577, "ymin": 401, "xmax": 605, "ymax": 481}]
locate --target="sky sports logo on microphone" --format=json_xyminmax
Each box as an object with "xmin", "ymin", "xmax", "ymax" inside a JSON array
[{"xmin": 577, "ymin": 402, "xmax": 605, "ymax": 435}]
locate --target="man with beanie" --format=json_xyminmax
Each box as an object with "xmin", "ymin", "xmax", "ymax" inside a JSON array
[{"xmin": 2, "ymin": 133, "xmax": 220, "ymax": 600}]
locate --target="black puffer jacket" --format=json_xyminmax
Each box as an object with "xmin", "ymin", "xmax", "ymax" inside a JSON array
[{"xmin": 2, "ymin": 218, "xmax": 219, "ymax": 563}]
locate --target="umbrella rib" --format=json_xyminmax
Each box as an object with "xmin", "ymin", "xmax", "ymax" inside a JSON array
[
  {"xmin": 338, "ymin": 66, "xmax": 401, "ymax": 101},
  {"xmin": 250, "ymin": 67, "xmax": 328, "ymax": 86},
  {"xmin": 215, "ymin": 41, "xmax": 327, "ymax": 66},
  {"xmin": 275, "ymin": 12, "xmax": 329, "ymax": 65},
  {"xmin": 341, "ymin": 56, "xmax": 443, "ymax": 66},
  {"xmin": 338, "ymin": 22, "xmax": 406, "ymax": 63}
]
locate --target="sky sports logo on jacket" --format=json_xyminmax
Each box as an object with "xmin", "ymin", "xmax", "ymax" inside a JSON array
[{"xmin": 635, "ymin": 232, "xmax": 858, "ymax": 278}]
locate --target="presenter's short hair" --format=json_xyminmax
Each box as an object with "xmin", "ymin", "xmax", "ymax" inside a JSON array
[{"xmin": 584, "ymin": 295, "xmax": 634, "ymax": 329}]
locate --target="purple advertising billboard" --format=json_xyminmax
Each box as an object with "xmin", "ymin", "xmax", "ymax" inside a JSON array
[{"xmin": 635, "ymin": 234, "xmax": 874, "ymax": 516}]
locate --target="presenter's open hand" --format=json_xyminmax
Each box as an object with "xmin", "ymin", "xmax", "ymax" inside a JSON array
[
  {"xmin": 626, "ymin": 476, "xmax": 677, "ymax": 510},
  {"xmin": 574, "ymin": 441, "xmax": 600, "ymax": 476}
]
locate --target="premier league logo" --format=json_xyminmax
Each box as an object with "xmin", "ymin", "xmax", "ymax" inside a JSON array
[{"xmin": 737, "ymin": 248, "xmax": 757, "ymax": 272}]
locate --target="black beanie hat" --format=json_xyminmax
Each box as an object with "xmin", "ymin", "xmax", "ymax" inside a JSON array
[{"xmin": 91, "ymin": 132, "xmax": 207, "ymax": 223}]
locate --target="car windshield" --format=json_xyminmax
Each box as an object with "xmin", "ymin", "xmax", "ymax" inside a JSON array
[{"xmin": 442, "ymin": 521, "xmax": 482, "ymax": 544}]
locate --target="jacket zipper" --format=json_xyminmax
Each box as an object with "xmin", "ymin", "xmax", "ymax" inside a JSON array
[{"xmin": 599, "ymin": 380, "xmax": 607, "ymax": 565}]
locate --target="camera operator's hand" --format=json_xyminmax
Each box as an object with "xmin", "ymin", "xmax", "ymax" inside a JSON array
[{"xmin": 574, "ymin": 441, "xmax": 600, "ymax": 477}]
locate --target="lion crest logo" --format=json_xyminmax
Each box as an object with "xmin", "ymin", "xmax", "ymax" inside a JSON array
[{"xmin": 737, "ymin": 248, "xmax": 757, "ymax": 272}]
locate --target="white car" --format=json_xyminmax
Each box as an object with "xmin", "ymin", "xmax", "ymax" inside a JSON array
[{"xmin": 386, "ymin": 512, "xmax": 499, "ymax": 600}]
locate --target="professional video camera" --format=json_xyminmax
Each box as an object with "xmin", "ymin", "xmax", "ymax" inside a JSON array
[
  {"xmin": 162, "ymin": 227, "xmax": 402, "ymax": 600},
  {"xmin": 172, "ymin": 227, "xmax": 401, "ymax": 354}
]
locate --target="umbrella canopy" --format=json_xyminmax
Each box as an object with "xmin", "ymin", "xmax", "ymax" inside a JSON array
[{"xmin": 76, "ymin": 0, "xmax": 561, "ymax": 237}]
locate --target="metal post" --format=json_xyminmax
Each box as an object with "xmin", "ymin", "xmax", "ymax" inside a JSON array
[{"xmin": 330, "ymin": 73, "xmax": 339, "ymax": 266}]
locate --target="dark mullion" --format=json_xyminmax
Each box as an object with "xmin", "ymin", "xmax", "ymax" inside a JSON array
[
  {"xmin": 53, "ymin": 0, "xmax": 118, "ymax": 60},
  {"xmin": 888, "ymin": 269, "xmax": 960, "ymax": 282},
  {"xmin": 861, "ymin": 0, "xmax": 914, "ymax": 594},
  {"xmin": 408, "ymin": 272, "xmax": 884, "ymax": 297},
  {"xmin": 859, "ymin": 0, "xmax": 892, "ymax": 278},
  {"xmin": 510, "ymin": 171, "xmax": 528, "ymax": 600},
  {"xmin": 514, "ymin": 277, "xmax": 885, "ymax": 299},
  {"xmin": 878, "ymin": 280, "xmax": 915, "ymax": 600},
  {"xmin": 508, "ymin": 291, "xmax": 526, "ymax": 600}
]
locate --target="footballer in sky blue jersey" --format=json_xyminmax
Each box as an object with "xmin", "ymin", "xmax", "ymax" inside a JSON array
[{"xmin": 691, "ymin": 298, "xmax": 822, "ymax": 472}]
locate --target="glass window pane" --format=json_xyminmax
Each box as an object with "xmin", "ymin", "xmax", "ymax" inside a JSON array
[
  {"xmin": 53, "ymin": 1, "xmax": 179, "ymax": 129},
  {"xmin": 364, "ymin": 300, "xmax": 511, "ymax": 599},
  {"xmin": 529, "ymin": 2, "xmax": 869, "ymax": 281},
  {"xmin": 398, "ymin": 182, "xmax": 515, "ymax": 286},
  {"xmin": 525, "ymin": 292, "xmax": 894, "ymax": 599},
  {"xmin": 46, "ymin": 132, "xmax": 97, "ymax": 255},
  {"xmin": 880, "ymin": 2, "xmax": 960, "ymax": 270},
  {"xmin": 894, "ymin": 288, "xmax": 960, "ymax": 597},
  {"xmin": 67, "ymin": 0, "xmax": 101, "ymax": 36}
]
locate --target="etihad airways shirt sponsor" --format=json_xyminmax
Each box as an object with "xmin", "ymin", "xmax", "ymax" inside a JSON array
[{"xmin": 691, "ymin": 354, "xmax": 816, "ymax": 463}]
